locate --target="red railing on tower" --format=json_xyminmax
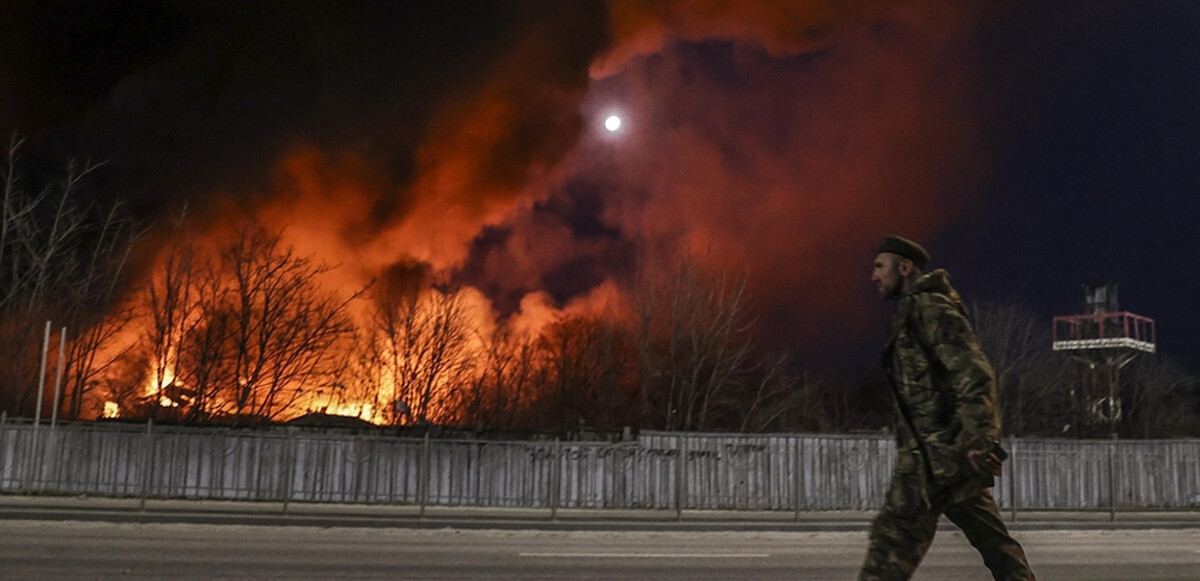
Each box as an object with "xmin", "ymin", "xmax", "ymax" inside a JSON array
[{"xmin": 1051, "ymin": 311, "xmax": 1156, "ymax": 353}]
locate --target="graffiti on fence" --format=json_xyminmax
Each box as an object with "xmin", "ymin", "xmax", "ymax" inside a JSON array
[
  {"xmin": 525, "ymin": 442, "xmax": 770, "ymax": 462},
  {"xmin": 1, "ymin": 422, "xmax": 1198, "ymax": 511}
]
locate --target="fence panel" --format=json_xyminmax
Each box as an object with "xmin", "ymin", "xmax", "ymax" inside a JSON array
[{"xmin": 1, "ymin": 420, "xmax": 1198, "ymax": 512}]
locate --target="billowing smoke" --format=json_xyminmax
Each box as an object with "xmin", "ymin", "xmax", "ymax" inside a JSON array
[
  {"xmin": 5, "ymin": 0, "xmax": 993, "ymax": 364},
  {"xmin": 459, "ymin": 0, "xmax": 990, "ymax": 358}
]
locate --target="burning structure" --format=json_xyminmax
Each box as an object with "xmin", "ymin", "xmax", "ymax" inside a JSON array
[{"xmin": 3, "ymin": 1, "xmax": 1005, "ymax": 430}]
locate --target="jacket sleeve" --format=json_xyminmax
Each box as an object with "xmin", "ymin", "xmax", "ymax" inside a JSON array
[{"xmin": 912, "ymin": 294, "xmax": 1002, "ymax": 452}]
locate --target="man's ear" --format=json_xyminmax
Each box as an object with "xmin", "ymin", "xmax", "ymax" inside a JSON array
[{"xmin": 897, "ymin": 258, "xmax": 914, "ymax": 277}]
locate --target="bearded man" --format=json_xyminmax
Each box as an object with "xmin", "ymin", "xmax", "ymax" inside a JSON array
[{"xmin": 859, "ymin": 235, "xmax": 1036, "ymax": 581}]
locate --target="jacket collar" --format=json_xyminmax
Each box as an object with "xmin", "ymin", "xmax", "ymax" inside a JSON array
[{"xmin": 883, "ymin": 269, "xmax": 956, "ymax": 353}]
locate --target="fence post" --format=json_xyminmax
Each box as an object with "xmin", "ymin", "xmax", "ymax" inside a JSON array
[
  {"xmin": 675, "ymin": 434, "xmax": 686, "ymax": 522},
  {"xmin": 351, "ymin": 435, "xmax": 362, "ymax": 504},
  {"xmin": 793, "ymin": 437, "xmax": 802, "ymax": 522},
  {"xmin": 51, "ymin": 327, "xmax": 66, "ymax": 429},
  {"xmin": 34, "ymin": 321, "xmax": 50, "ymax": 428},
  {"xmin": 1009, "ymin": 440, "xmax": 1018, "ymax": 522},
  {"xmin": 550, "ymin": 438, "xmax": 561, "ymax": 520},
  {"xmin": 473, "ymin": 441, "xmax": 483, "ymax": 508},
  {"xmin": 282, "ymin": 430, "xmax": 295, "ymax": 514},
  {"xmin": 29, "ymin": 321, "xmax": 52, "ymax": 492},
  {"xmin": 419, "ymin": 431, "xmax": 431, "ymax": 519},
  {"xmin": 45, "ymin": 328, "xmax": 67, "ymax": 493},
  {"xmin": 139, "ymin": 419, "xmax": 154, "ymax": 511},
  {"xmin": 1108, "ymin": 438, "xmax": 1117, "ymax": 523},
  {"xmin": 0, "ymin": 412, "xmax": 7, "ymax": 491}
]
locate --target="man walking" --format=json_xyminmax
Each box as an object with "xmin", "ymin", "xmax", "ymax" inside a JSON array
[{"xmin": 859, "ymin": 236, "xmax": 1035, "ymax": 580}]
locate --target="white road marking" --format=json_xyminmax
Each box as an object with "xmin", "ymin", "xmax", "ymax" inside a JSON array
[{"xmin": 518, "ymin": 553, "xmax": 770, "ymax": 559}]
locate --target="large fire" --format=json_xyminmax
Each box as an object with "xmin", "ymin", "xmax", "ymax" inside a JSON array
[
  {"xmin": 57, "ymin": 0, "xmax": 986, "ymax": 430},
  {"xmin": 97, "ymin": 220, "xmax": 630, "ymax": 427}
]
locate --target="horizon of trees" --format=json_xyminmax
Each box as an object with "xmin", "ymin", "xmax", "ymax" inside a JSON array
[{"xmin": 3, "ymin": 144, "xmax": 1199, "ymax": 437}]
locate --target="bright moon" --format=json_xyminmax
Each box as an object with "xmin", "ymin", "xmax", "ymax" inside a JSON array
[{"xmin": 604, "ymin": 115, "xmax": 621, "ymax": 132}]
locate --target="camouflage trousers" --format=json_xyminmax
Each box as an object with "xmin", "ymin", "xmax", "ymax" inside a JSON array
[{"xmin": 858, "ymin": 472, "xmax": 1035, "ymax": 581}]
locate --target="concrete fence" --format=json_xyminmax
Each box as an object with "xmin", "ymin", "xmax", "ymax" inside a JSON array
[{"xmin": 2, "ymin": 418, "xmax": 1199, "ymax": 514}]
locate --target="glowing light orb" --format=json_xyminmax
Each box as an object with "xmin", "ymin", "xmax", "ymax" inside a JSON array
[{"xmin": 604, "ymin": 115, "xmax": 622, "ymax": 132}]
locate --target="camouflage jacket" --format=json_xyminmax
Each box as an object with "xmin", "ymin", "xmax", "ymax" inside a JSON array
[{"xmin": 882, "ymin": 269, "xmax": 1001, "ymax": 503}]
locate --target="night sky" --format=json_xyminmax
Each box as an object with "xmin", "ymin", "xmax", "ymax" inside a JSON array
[{"xmin": 3, "ymin": 1, "xmax": 1199, "ymax": 374}]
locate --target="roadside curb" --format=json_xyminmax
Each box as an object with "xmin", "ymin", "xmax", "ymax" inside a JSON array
[{"xmin": 2, "ymin": 496, "xmax": 1199, "ymax": 532}]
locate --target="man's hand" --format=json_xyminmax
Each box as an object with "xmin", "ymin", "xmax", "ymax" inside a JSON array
[{"xmin": 967, "ymin": 449, "xmax": 1003, "ymax": 477}]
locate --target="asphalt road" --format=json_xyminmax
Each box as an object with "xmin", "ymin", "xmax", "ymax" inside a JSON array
[{"xmin": 1, "ymin": 520, "xmax": 1199, "ymax": 580}]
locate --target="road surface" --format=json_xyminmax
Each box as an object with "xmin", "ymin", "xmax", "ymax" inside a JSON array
[{"xmin": 1, "ymin": 520, "xmax": 1198, "ymax": 579}]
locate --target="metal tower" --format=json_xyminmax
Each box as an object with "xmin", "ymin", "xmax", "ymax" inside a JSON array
[{"xmin": 1052, "ymin": 281, "xmax": 1155, "ymax": 434}]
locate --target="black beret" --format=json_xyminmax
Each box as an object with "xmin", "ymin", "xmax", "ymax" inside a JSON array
[{"xmin": 878, "ymin": 235, "xmax": 930, "ymax": 269}]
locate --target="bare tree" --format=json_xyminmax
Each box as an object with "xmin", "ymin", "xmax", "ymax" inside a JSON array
[
  {"xmin": 218, "ymin": 225, "xmax": 359, "ymax": 424},
  {"xmin": 532, "ymin": 314, "xmax": 637, "ymax": 430},
  {"xmin": 0, "ymin": 141, "xmax": 99, "ymax": 313},
  {"xmin": 1, "ymin": 138, "xmax": 94, "ymax": 413},
  {"xmin": 455, "ymin": 320, "xmax": 540, "ymax": 429},
  {"xmin": 123, "ymin": 222, "xmax": 362, "ymax": 424},
  {"xmin": 93, "ymin": 351, "xmax": 152, "ymax": 419},
  {"xmin": 52, "ymin": 199, "xmax": 141, "ymax": 420},
  {"xmin": 317, "ymin": 328, "xmax": 389, "ymax": 419},
  {"xmin": 365, "ymin": 279, "xmax": 478, "ymax": 426},
  {"xmin": 170, "ymin": 270, "xmax": 238, "ymax": 423},
  {"xmin": 0, "ymin": 137, "xmax": 139, "ymax": 417},
  {"xmin": 633, "ymin": 252, "xmax": 760, "ymax": 431},
  {"xmin": 736, "ymin": 351, "xmax": 800, "ymax": 432},
  {"xmin": 970, "ymin": 299, "xmax": 1063, "ymax": 436},
  {"xmin": 968, "ymin": 298, "xmax": 1200, "ymax": 438},
  {"xmin": 139, "ymin": 217, "xmax": 207, "ymax": 418},
  {"xmin": 1122, "ymin": 355, "xmax": 1200, "ymax": 438}
]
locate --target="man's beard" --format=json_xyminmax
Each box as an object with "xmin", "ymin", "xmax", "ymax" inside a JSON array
[{"xmin": 882, "ymin": 266, "xmax": 905, "ymax": 300}]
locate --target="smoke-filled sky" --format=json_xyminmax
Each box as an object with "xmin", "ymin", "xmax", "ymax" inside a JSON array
[{"xmin": 4, "ymin": 0, "xmax": 1199, "ymax": 372}]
